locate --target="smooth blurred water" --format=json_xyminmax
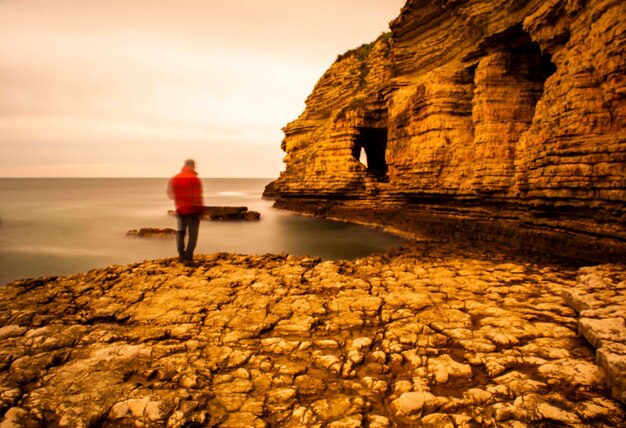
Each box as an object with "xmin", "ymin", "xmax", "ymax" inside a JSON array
[{"xmin": 0, "ymin": 178, "xmax": 405, "ymax": 284}]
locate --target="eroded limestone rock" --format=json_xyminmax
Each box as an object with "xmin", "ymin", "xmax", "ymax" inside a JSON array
[
  {"xmin": 563, "ymin": 263, "xmax": 626, "ymax": 405},
  {"xmin": 0, "ymin": 242, "xmax": 624, "ymax": 426},
  {"xmin": 265, "ymin": 0, "xmax": 626, "ymax": 262}
]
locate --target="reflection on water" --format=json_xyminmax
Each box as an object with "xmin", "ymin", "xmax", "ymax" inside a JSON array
[{"xmin": 0, "ymin": 178, "xmax": 406, "ymax": 284}]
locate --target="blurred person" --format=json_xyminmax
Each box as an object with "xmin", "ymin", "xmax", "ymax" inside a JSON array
[{"xmin": 167, "ymin": 159, "xmax": 204, "ymax": 262}]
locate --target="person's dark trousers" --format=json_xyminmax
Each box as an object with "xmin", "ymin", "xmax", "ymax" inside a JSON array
[{"xmin": 177, "ymin": 214, "xmax": 200, "ymax": 260}]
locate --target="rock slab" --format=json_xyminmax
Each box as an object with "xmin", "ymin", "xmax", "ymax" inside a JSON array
[
  {"xmin": 127, "ymin": 228, "xmax": 177, "ymax": 238},
  {"xmin": 168, "ymin": 206, "xmax": 261, "ymax": 221},
  {"xmin": 0, "ymin": 241, "xmax": 624, "ymax": 427}
]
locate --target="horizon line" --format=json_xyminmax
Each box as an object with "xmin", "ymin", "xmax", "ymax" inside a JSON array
[{"xmin": 0, "ymin": 176, "xmax": 277, "ymax": 179}]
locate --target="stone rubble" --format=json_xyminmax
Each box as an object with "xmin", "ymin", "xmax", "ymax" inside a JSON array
[{"xmin": 0, "ymin": 241, "xmax": 624, "ymax": 427}]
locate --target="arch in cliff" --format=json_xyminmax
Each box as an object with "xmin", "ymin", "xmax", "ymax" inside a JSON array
[{"xmin": 352, "ymin": 126, "xmax": 388, "ymax": 180}]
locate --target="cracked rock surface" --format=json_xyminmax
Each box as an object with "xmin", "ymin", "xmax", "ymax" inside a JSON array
[
  {"xmin": 563, "ymin": 264, "xmax": 626, "ymax": 406},
  {"xmin": 1, "ymin": 241, "xmax": 624, "ymax": 427}
]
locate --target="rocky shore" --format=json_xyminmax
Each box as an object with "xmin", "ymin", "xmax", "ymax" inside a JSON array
[
  {"xmin": 2, "ymin": 0, "xmax": 623, "ymax": 426},
  {"xmin": 1, "ymin": 239, "xmax": 624, "ymax": 427}
]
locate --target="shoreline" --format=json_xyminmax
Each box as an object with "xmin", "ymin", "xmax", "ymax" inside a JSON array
[
  {"xmin": 1, "ymin": 239, "xmax": 624, "ymax": 426},
  {"xmin": 269, "ymin": 199, "xmax": 626, "ymax": 265},
  {"xmin": 269, "ymin": 204, "xmax": 421, "ymax": 243}
]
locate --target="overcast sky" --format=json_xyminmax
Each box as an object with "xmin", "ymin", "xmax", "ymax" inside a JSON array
[{"xmin": 0, "ymin": 0, "xmax": 405, "ymax": 177}]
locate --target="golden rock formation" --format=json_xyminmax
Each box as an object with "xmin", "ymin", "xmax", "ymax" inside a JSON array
[{"xmin": 265, "ymin": 0, "xmax": 626, "ymax": 262}]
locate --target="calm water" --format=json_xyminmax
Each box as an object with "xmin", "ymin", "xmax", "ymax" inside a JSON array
[{"xmin": 0, "ymin": 178, "xmax": 405, "ymax": 284}]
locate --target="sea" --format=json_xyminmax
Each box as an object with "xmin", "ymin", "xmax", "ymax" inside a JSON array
[{"xmin": 0, "ymin": 178, "xmax": 406, "ymax": 285}]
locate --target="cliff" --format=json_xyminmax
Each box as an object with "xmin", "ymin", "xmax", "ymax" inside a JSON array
[{"xmin": 265, "ymin": 0, "xmax": 626, "ymax": 263}]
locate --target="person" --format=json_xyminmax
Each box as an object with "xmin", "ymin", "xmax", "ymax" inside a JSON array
[{"xmin": 167, "ymin": 159, "xmax": 204, "ymax": 262}]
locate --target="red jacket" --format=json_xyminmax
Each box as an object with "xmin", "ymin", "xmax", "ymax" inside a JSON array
[{"xmin": 167, "ymin": 166, "xmax": 204, "ymax": 215}]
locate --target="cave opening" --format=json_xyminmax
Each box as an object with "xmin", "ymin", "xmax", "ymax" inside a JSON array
[
  {"xmin": 493, "ymin": 24, "xmax": 557, "ymax": 89},
  {"xmin": 353, "ymin": 127, "xmax": 388, "ymax": 180},
  {"xmin": 503, "ymin": 28, "xmax": 557, "ymax": 128},
  {"xmin": 508, "ymin": 42, "xmax": 556, "ymax": 89}
]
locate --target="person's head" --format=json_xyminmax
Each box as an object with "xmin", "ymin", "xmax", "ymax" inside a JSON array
[{"xmin": 184, "ymin": 159, "xmax": 195, "ymax": 169}]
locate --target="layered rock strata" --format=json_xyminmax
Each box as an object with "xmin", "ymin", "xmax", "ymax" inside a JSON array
[
  {"xmin": 265, "ymin": 0, "xmax": 626, "ymax": 262},
  {"xmin": 1, "ymin": 242, "xmax": 625, "ymax": 427}
]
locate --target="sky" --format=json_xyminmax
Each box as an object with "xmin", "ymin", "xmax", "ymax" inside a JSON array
[{"xmin": 0, "ymin": 0, "xmax": 405, "ymax": 177}]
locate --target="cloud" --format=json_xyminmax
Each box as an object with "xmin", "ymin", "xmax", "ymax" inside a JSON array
[{"xmin": 0, "ymin": 0, "xmax": 405, "ymax": 177}]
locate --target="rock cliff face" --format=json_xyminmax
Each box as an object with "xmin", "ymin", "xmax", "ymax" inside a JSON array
[{"xmin": 265, "ymin": 0, "xmax": 626, "ymax": 262}]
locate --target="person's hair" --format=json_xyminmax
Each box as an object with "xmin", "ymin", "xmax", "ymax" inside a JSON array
[{"xmin": 184, "ymin": 159, "xmax": 195, "ymax": 168}]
